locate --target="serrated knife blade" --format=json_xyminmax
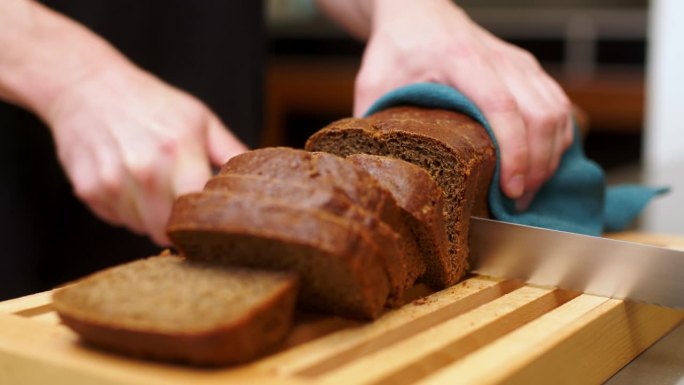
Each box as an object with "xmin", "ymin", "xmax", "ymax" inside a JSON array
[{"xmin": 469, "ymin": 217, "xmax": 684, "ymax": 308}]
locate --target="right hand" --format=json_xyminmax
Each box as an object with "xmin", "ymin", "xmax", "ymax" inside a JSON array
[{"xmin": 44, "ymin": 66, "xmax": 247, "ymax": 245}]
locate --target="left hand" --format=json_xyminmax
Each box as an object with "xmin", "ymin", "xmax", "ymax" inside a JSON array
[{"xmin": 354, "ymin": 0, "xmax": 574, "ymax": 209}]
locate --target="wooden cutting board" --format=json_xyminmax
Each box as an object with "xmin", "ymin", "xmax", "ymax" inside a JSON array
[{"xmin": 1, "ymin": 233, "xmax": 683, "ymax": 385}]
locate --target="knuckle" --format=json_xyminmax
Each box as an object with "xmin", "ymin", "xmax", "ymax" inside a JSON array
[
  {"xmin": 481, "ymin": 91, "xmax": 518, "ymax": 114},
  {"xmin": 99, "ymin": 168, "xmax": 124, "ymax": 196},
  {"xmin": 73, "ymin": 168, "xmax": 122, "ymax": 202},
  {"xmin": 158, "ymin": 134, "xmax": 182, "ymax": 157},
  {"xmin": 504, "ymin": 142, "xmax": 530, "ymax": 172},
  {"xmin": 527, "ymin": 110, "xmax": 560, "ymax": 137},
  {"xmin": 129, "ymin": 158, "xmax": 157, "ymax": 188},
  {"xmin": 445, "ymin": 40, "xmax": 479, "ymax": 61},
  {"xmin": 519, "ymin": 49, "xmax": 540, "ymax": 68},
  {"xmin": 73, "ymin": 180, "xmax": 99, "ymax": 202}
]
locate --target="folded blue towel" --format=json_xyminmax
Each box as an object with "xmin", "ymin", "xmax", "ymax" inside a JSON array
[{"xmin": 365, "ymin": 82, "xmax": 666, "ymax": 235}]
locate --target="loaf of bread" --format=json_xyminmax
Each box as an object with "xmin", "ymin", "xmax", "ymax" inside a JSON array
[
  {"xmin": 219, "ymin": 148, "xmax": 426, "ymax": 290},
  {"xmin": 52, "ymin": 254, "xmax": 297, "ymax": 366},
  {"xmin": 346, "ymin": 154, "xmax": 451, "ymax": 288},
  {"xmin": 306, "ymin": 107, "xmax": 496, "ymax": 286},
  {"xmin": 205, "ymin": 174, "xmax": 410, "ymax": 306},
  {"xmin": 167, "ymin": 191, "xmax": 391, "ymax": 319},
  {"xmin": 55, "ymin": 108, "xmax": 497, "ymax": 366}
]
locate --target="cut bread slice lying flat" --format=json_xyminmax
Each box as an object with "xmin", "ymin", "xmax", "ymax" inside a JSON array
[{"xmin": 52, "ymin": 254, "xmax": 298, "ymax": 366}]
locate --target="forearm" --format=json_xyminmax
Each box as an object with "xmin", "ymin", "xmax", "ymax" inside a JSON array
[{"xmin": 0, "ymin": 0, "xmax": 133, "ymax": 121}]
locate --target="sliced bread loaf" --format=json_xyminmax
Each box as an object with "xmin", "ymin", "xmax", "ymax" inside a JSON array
[
  {"xmin": 219, "ymin": 148, "xmax": 426, "ymax": 287},
  {"xmin": 205, "ymin": 174, "xmax": 411, "ymax": 306},
  {"xmin": 306, "ymin": 107, "xmax": 496, "ymax": 286},
  {"xmin": 52, "ymin": 254, "xmax": 297, "ymax": 366},
  {"xmin": 346, "ymin": 154, "xmax": 451, "ymax": 288},
  {"xmin": 166, "ymin": 191, "xmax": 391, "ymax": 319}
]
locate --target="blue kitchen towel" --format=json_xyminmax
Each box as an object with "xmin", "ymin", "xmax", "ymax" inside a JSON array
[{"xmin": 365, "ymin": 82, "xmax": 666, "ymax": 235}]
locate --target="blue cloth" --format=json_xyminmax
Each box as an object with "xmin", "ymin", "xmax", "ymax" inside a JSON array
[{"xmin": 365, "ymin": 82, "xmax": 666, "ymax": 235}]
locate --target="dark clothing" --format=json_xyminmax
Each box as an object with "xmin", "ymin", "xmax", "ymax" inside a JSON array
[{"xmin": 0, "ymin": 1, "xmax": 264, "ymax": 299}]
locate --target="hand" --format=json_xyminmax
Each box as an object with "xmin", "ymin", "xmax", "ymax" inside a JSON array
[
  {"xmin": 44, "ymin": 65, "xmax": 247, "ymax": 245},
  {"xmin": 355, "ymin": 0, "xmax": 573, "ymax": 209}
]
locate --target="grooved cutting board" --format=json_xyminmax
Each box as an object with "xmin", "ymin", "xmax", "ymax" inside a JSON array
[{"xmin": 0, "ymin": 233, "xmax": 683, "ymax": 385}]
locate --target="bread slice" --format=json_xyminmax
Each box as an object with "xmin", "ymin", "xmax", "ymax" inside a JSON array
[
  {"xmin": 205, "ymin": 174, "xmax": 410, "ymax": 306},
  {"xmin": 346, "ymin": 154, "xmax": 451, "ymax": 288},
  {"xmin": 306, "ymin": 107, "xmax": 496, "ymax": 286},
  {"xmin": 219, "ymin": 147, "xmax": 425, "ymax": 289},
  {"xmin": 166, "ymin": 191, "xmax": 391, "ymax": 319},
  {"xmin": 52, "ymin": 254, "xmax": 298, "ymax": 366}
]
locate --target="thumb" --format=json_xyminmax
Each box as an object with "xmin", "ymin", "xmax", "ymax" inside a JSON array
[{"xmin": 206, "ymin": 114, "xmax": 249, "ymax": 166}]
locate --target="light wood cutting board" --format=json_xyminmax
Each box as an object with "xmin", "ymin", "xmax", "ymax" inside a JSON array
[{"xmin": 0, "ymin": 233, "xmax": 683, "ymax": 385}]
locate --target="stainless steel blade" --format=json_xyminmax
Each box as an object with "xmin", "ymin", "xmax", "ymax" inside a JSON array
[{"xmin": 469, "ymin": 217, "xmax": 684, "ymax": 308}]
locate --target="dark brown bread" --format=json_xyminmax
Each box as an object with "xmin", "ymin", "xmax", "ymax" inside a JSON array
[
  {"xmin": 167, "ymin": 191, "xmax": 391, "ymax": 319},
  {"xmin": 52, "ymin": 255, "xmax": 298, "ymax": 366},
  {"xmin": 306, "ymin": 107, "xmax": 496, "ymax": 286},
  {"xmin": 346, "ymin": 154, "xmax": 451, "ymax": 288},
  {"xmin": 219, "ymin": 148, "xmax": 426, "ymax": 289},
  {"xmin": 205, "ymin": 174, "xmax": 410, "ymax": 306}
]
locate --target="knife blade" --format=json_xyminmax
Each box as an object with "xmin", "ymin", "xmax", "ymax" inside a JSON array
[{"xmin": 469, "ymin": 217, "xmax": 684, "ymax": 308}]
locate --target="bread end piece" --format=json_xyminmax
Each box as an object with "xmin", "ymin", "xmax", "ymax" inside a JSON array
[{"xmin": 53, "ymin": 255, "xmax": 298, "ymax": 366}]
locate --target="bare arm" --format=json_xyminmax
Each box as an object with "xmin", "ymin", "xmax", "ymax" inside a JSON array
[
  {"xmin": 315, "ymin": 0, "xmax": 573, "ymax": 209},
  {"xmin": 0, "ymin": 0, "xmax": 124, "ymax": 115},
  {"xmin": 0, "ymin": 0, "xmax": 247, "ymax": 244}
]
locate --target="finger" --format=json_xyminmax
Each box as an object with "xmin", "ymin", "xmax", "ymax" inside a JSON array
[
  {"xmin": 563, "ymin": 113, "xmax": 575, "ymax": 150},
  {"xmin": 67, "ymin": 143, "xmax": 147, "ymax": 233},
  {"xmin": 505, "ymin": 69, "xmax": 559, "ymax": 194},
  {"xmin": 546, "ymin": 110, "xmax": 575, "ymax": 178},
  {"xmin": 206, "ymin": 114, "xmax": 248, "ymax": 166},
  {"xmin": 66, "ymin": 147, "xmax": 124, "ymax": 226},
  {"xmin": 540, "ymin": 72, "xmax": 574, "ymax": 152},
  {"xmin": 353, "ymin": 43, "xmax": 407, "ymax": 117},
  {"xmin": 445, "ymin": 53, "xmax": 528, "ymax": 199},
  {"xmin": 87, "ymin": 200, "xmax": 125, "ymax": 227},
  {"xmin": 98, "ymin": 143, "xmax": 148, "ymax": 234},
  {"xmin": 528, "ymin": 73, "xmax": 573, "ymax": 180},
  {"xmin": 534, "ymin": 73, "xmax": 574, "ymax": 170},
  {"xmin": 354, "ymin": 72, "xmax": 395, "ymax": 118},
  {"xmin": 171, "ymin": 141, "xmax": 212, "ymax": 197},
  {"xmin": 128, "ymin": 166, "xmax": 173, "ymax": 246}
]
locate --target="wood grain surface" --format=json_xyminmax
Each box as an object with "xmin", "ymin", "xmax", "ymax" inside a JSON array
[{"xmin": 0, "ymin": 233, "xmax": 682, "ymax": 385}]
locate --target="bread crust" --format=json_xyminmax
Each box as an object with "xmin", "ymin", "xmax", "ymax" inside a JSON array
[
  {"xmin": 205, "ymin": 174, "xmax": 410, "ymax": 306},
  {"xmin": 306, "ymin": 107, "xmax": 496, "ymax": 287},
  {"xmin": 219, "ymin": 148, "xmax": 425, "ymax": 294},
  {"xmin": 167, "ymin": 191, "xmax": 391, "ymax": 319},
  {"xmin": 346, "ymin": 154, "xmax": 451, "ymax": 288},
  {"xmin": 52, "ymin": 256, "xmax": 298, "ymax": 366}
]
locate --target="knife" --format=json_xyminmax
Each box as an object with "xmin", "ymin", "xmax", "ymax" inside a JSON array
[{"xmin": 469, "ymin": 217, "xmax": 684, "ymax": 308}]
